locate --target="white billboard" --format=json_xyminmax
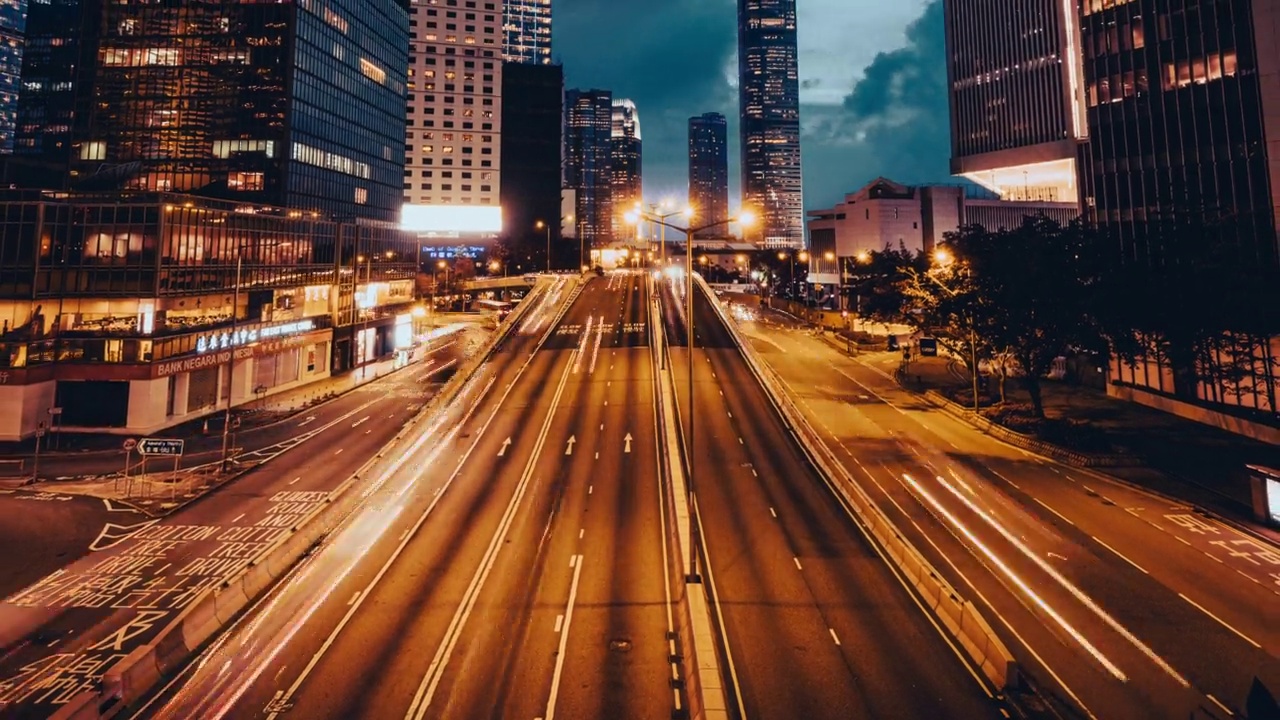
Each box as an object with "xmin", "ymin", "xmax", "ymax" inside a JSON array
[{"xmin": 401, "ymin": 204, "xmax": 503, "ymax": 235}]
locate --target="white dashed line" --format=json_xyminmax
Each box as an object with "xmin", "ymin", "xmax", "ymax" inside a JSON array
[
  {"xmin": 769, "ymin": 507, "xmax": 777, "ymax": 518},
  {"xmin": 334, "ymin": 448, "xmax": 344, "ymax": 455},
  {"xmin": 554, "ymin": 614, "xmax": 564, "ymax": 633},
  {"xmin": 1178, "ymin": 593, "xmax": 1261, "ymax": 648},
  {"xmin": 829, "ymin": 628, "xmax": 841, "ymax": 646},
  {"xmin": 1093, "ymin": 536, "xmax": 1149, "ymax": 575},
  {"xmin": 793, "ymin": 557, "xmax": 803, "ymax": 570}
]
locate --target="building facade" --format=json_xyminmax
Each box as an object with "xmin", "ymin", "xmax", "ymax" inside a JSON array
[
  {"xmin": 564, "ymin": 88, "xmax": 613, "ymax": 248},
  {"xmin": 0, "ymin": 0, "xmax": 24, "ymax": 154},
  {"xmin": 0, "ymin": 192, "xmax": 420, "ymax": 441},
  {"xmin": 35, "ymin": 1, "xmax": 409, "ymax": 222},
  {"xmin": 943, "ymin": 0, "xmax": 1087, "ymax": 206},
  {"xmin": 805, "ymin": 177, "xmax": 1077, "ymax": 277},
  {"xmin": 402, "ymin": 0, "xmax": 504, "ymax": 238},
  {"xmin": 689, "ymin": 112, "xmax": 729, "ymax": 239},
  {"xmin": 503, "ymin": 0, "xmax": 552, "ymax": 65},
  {"xmin": 12, "ymin": 0, "xmax": 79, "ymax": 163},
  {"xmin": 1078, "ymin": 0, "xmax": 1280, "ymax": 413},
  {"xmin": 738, "ymin": 0, "xmax": 804, "ymax": 248},
  {"xmin": 610, "ymin": 99, "xmax": 642, "ymax": 242},
  {"xmin": 499, "ymin": 61, "xmax": 564, "ymax": 264}
]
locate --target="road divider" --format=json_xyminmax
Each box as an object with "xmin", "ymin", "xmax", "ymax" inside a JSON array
[
  {"xmin": 695, "ymin": 276, "xmax": 1020, "ymax": 698},
  {"xmin": 49, "ymin": 277, "xmax": 575, "ymax": 720},
  {"xmin": 648, "ymin": 279, "xmax": 732, "ymax": 720}
]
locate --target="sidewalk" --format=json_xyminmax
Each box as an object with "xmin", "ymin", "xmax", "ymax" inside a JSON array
[
  {"xmin": 0, "ymin": 326, "xmax": 481, "ymax": 479},
  {"xmin": 894, "ymin": 352, "xmax": 1280, "ymax": 530}
]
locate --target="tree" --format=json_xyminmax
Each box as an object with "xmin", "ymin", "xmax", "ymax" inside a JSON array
[{"xmin": 856, "ymin": 243, "xmax": 928, "ymax": 328}]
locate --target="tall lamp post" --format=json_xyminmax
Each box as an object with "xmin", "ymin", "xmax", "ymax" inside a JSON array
[
  {"xmin": 535, "ymin": 214, "xmax": 575, "ymax": 272},
  {"xmin": 220, "ymin": 253, "xmax": 244, "ymax": 473},
  {"xmin": 626, "ymin": 207, "xmax": 755, "ymax": 577},
  {"xmin": 930, "ymin": 248, "xmax": 980, "ymax": 412}
]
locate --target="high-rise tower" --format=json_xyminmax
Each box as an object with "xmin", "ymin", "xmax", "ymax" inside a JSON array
[
  {"xmin": 688, "ymin": 112, "xmax": 729, "ymax": 238},
  {"xmin": 738, "ymin": 0, "xmax": 803, "ymax": 248},
  {"xmin": 564, "ymin": 89, "xmax": 614, "ymax": 247},
  {"xmin": 610, "ymin": 99, "xmax": 642, "ymax": 241},
  {"xmin": 402, "ymin": 0, "xmax": 504, "ymax": 236},
  {"xmin": 504, "ymin": 0, "xmax": 552, "ymax": 65},
  {"xmin": 944, "ymin": 0, "xmax": 1086, "ymax": 206}
]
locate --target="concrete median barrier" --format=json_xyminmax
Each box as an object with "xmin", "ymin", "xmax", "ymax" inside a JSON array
[
  {"xmin": 62, "ymin": 278, "xmax": 574, "ymax": 718},
  {"xmin": 697, "ymin": 275, "xmax": 1018, "ymax": 694}
]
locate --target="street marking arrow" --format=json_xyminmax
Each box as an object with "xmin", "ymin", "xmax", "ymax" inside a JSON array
[
  {"xmin": 623, "ymin": 433, "xmax": 633, "ymax": 454},
  {"xmin": 498, "ymin": 437, "xmax": 512, "ymax": 456},
  {"xmin": 565, "ymin": 436, "xmax": 576, "ymax": 456}
]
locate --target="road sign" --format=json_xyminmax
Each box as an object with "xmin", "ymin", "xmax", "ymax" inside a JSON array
[
  {"xmin": 122, "ymin": 438, "xmax": 137, "ymax": 451},
  {"xmin": 919, "ymin": 338, "xmax": 939, "ymax": 357},
  {"xmin": 138, "ymin": 438, "xmax": 185, "ymax": 456}
]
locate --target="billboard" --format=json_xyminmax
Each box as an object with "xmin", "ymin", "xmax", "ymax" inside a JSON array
[{"xmin": 400, "ymin": 204, "xmax": 503, "ymax": 236}]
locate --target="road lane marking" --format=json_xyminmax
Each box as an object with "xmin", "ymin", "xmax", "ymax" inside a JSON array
[
  {"xmin": 1093, "ymin": 536, "xmax": 1149, "ymax": 575},
  {"xmin": 751, "ymin": 468, "xmax": 757, "ymax": 477},
  {"xmin": 588, "ymin": 485, "xmax": 593, "ymax": 495},
  {"xmin": 727, "ymin": 411, "xmax": 732, "ymax": 418},
  {"xmin": 289, "ymin": 477, "xmax": 301, "ymax": 486},
  {"xmin": 347, "ymin": 592, "xmax": 360, "ymax": 606},
  {"xmin": 1033, "ymin": 497, "xmax": 1075, "ymax": 526},
  {"xmin": 1206, "ymin": 694, "xmax": 1234, "ymax": 717},
  {"xmin": 565, "ymin": 435, "xmax": 576, "ymax": 455},
  {"xmin": 554, "ymin": 614, "xmax": 564, "ymax": 633},
  {"xmin": 333, "ymin": 448, "xmax": 343, "ymax": 455},
  {"xmin": 351, "ymin": 416, "xmax": 369, "ymax": 428},
  {"xmin": 544, "ymin": 554, "xmax": 585, "ymax": 720},
  {"xmin": 623, "ymin": 433, "xmax": 633, "ymax": 453},
  {"xmin": 829, "ymin": 628, "xmax": 841, "ymax": 646},
  {"xmin": 769, "ymin": 507, "xmax": 777, "ymax": 518},
  {"xmin": 793, "ymin": 557, "xmax": 802, "ymax": 570},
  {"xmin": 578, "ymin": 529, "xmax": 584, "ymax": 539},
  {"xmin": 1177, "ymin": 593, "xmax": 1261, "ymax": 648},
  {"xmin": 498, "ymin": 437, "xmax": 512, "ymax": 456},
  {"xmin": 231, "ymin": 513, "xmax": 245, "ymax": 523}
]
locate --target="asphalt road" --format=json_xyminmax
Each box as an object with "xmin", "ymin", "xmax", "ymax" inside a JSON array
[
  {"xmin": 128, "ymin": 272, "xmax": 679, "ymax": 720},
  {"xmin": 734, "ymin": 301, "xmax": 1280, "ymax": 719},
  {"xmin": 0, "ymin": 306, "xmax": 523, "ymax": 718},
  {"xmin": 658, "ymin": 279, "xmax": 1003, "ymax": 720}
]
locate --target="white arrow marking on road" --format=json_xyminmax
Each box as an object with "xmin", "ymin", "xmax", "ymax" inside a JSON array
[
  {"xmin": 298, "ymin": 416, "xmax": 317, "ymax": 427},
  {"xmin": 565, "ymin": 436, "xmax": 576, "ymax": 456},
  {"xmin": 89, "ymin": 519, "xmax": 158, "ymax": 552},
  {"xmin": 623, "ymin": 433, "xmax": 633, "ymax": 454},
  {"xmin": 352, "ymin": 416, "xmax": 369, "ymax": 428},
  {"xmin": 498, "ymin": 437, "xmax": 512, "ymax": 456}
]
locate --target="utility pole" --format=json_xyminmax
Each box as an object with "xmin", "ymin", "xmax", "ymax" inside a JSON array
[{"xmin": 220, "ymin": 255, "xmax": 242, "ymax": 473}]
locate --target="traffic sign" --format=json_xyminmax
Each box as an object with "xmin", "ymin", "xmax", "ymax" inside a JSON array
[
  {"xmin": 122, "ymin": 438, "xmax": 137, "ymax": 451},
  {"xmin": 138, "ymin": 438, "xmax": 185, "ymax": 456}
]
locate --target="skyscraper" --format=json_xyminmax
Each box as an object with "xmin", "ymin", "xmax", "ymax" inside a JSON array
[
  {"xmin": 610, "ymin": 99, "xmax": 642, "ymax": 241},
  {"xmin": 944, "ymin": 0, "xmax": 1086, "ymax": 205},
  {"xmin": 738, "ymin": 0, "xmax": 804, "ymax": 248},
  {"xmin": 688, "ymin": 112, "xmax": 729, "ymax": 238},
  {"xmin": 402, "ymin": 0, "xmax": 503, "ymax": 237},
  {"xmin": 500, "ymin": 62, "xmax": 563, "ymax": 259},
  {"xmin": 0, "ymin": 0, "xmax": 26, "ymax": 154},
  {"xmin": 504, "ymin": 0, "xmax": 552, "ymax": 65},
  {"xmin": 564, "ymin": 89, "xmax": 614, "ymax": 247},
  {"xmin": 14, "ymin": 1, "xmax": 409, "ymax": 222}
]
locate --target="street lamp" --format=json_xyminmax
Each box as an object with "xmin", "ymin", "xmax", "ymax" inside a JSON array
[
  {"xmin": 929, "ymin": 249, "xmax": 980, "ymax": 412},
  {"xmin": 536, "ymin": 215, "xmax": 576, "ymax": 273},
  {"xmin": 626, "ymin": 207, "xmax": 755, "ymax": 577}
]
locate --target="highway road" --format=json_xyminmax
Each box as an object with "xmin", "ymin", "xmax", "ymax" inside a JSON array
[
  {"xmin": 0, "ymin": 296, "xmax": 543, "ymax": 719},
  {"xmin": 732, "ymin": 301, "xmax": 1280, "ymax": 719},
  {"xmin": 658, "ymin": 277, "xmax": 1003, "ymax": 720},
  {"xmin": 128, "ymin": 271, "xmax": 679, "ymax": 720}
]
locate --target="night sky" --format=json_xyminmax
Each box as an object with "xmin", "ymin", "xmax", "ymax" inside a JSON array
[{"xmin": 554, "ymin": 0, "xmax": 950, "ymax": 211}]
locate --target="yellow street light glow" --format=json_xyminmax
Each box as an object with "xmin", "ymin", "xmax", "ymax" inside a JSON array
[
  {"xmin": 856, "ymin": 250, "xmax": 871, "ymax": 263},
  {"xmin": 777, "ymin": 251, "xmax": 787, "ymax": 261},
  {"xmin": 624, "ymin": 211, "xmax": 641, "ymax": 225},
  {"xmin": 737, "ymin": 210, "xmax": 756, "ymax": 227},
  {"xmin": 934, "ymin": 248, "xmax": 953, "ymax": 266},
  {"xmin": 535, "ymin": 220, "xmax": 546, "ymax": 230},
  {"xmin": 798, "ymin": 251, "xmax": 809, "ymax": 262},
  {"xmin": 412, "ymin": 306, "xmax": 427, "ymax": 318},
  {"xmin": 824, "ymin": 251, "xmax": 835, "ymax": 261},
  {"xmin": 437, "ymin": 259, "xmax": 447, "ymax": 269}
]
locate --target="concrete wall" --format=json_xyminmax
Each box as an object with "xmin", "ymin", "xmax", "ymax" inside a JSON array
[
  {"xmin": 0, "ymin": 380, "xmax": 56, "ymax": 441},
  {"xmin": 1108, "ymin": 382, "xmax": 1280, "ymax": 445}
]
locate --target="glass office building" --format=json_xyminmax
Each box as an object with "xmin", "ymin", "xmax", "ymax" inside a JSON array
[
  {"xmin": 944, "ymin": 0, "xmax": 1086, "ymax": 205},
  {"xmin": 689, "ymin": 112, "xmax": 729, "ymax": 239},
  {"xmin": 564, "ymin": 88, "xmax": 614, "ymax": 247},
  {"xmin": 38, "ymin": 1, "xmax": 410, "ymax": 222},
  {"xmin": 738, "ymin": 0, "xmax": 804, "ymax": 248},
  {"xmin": 0, "ymin": 0, "xmax": 25, "ymax": 154},
  {"xmin": 504, "ymin": 0, "xmax": 552, "ymax": 65},
  {"xmin": 610, "ymin": 99, "xmax": 642, "ymax": 242},
  {"xmin": 13, "ymin": 0, "xmax": 79, "ymax": 162}
]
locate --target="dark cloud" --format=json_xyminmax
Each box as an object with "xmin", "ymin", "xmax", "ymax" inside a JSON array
[
  {"xmin": 802, "ymin": 0, "xmax": 951, "ymax": 208},
  {"xmin": 554, "ymin": 0, "xmax": 952, "ymax": 213}
]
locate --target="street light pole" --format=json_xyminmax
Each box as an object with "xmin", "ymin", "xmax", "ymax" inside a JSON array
[
  {"xmin": 220, "ymin": 254, "xmax": 242, "ymax": 473},
  {"xmin": 928, "ymin": 252, "xmax": 981, "ymax": 412},
  {"xmin": 627, "ymin": 208, "xmax": 754, "ymax": 580}
]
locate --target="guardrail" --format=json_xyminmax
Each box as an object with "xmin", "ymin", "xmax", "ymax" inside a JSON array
[
  {"xmin": 695, "ymin": 274, "xmax": 1018, "ymax": 694},
  {"xmin": 50, "ymin": 277, "xmax": 570, "ymax": 720}
]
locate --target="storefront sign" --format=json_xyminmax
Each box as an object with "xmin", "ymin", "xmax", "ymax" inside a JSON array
[
  {"xmin": 154, "ymin": 347, "xmax": 253, "ymax": 378},
  {"xmin": 195, "ymin": 319, "xmax": 317, "ymax": 355}
]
